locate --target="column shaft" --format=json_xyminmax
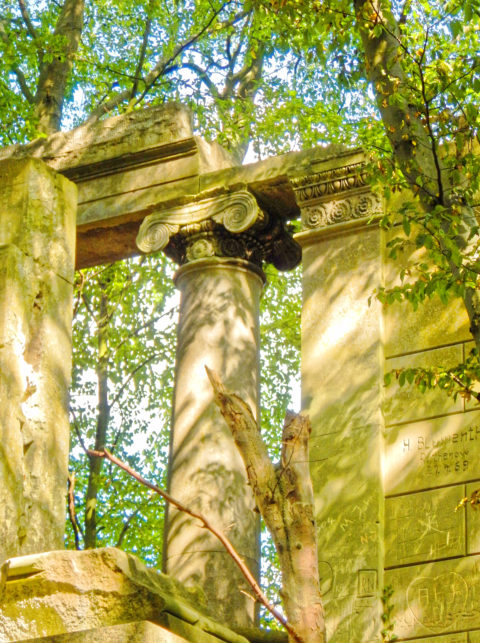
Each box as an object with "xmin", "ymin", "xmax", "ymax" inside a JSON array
[
  {"xmin": 164, "ymin": 257, "xmax": 263, "ymax": 627},
  {"xmin": 0, "ymin": 158, "xmax": 76, "ymax": 563}
]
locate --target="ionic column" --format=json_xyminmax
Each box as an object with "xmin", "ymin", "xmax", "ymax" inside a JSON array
[
  {"xmin": 137, "ymin": 191, "xmax": 300, "ymax": 626},
  {"xmin": 291, "ymin": 159, "xmax": 385, "ymax": 642},
  {"xmin": 0, "ymin": 158, "xmax": 77, "ymax": 563}
]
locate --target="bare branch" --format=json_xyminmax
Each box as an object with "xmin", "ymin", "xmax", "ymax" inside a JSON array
[
  {"xmin": 180, "ymin": 61, "xmax": 221, "ymax": 99},
  {"xmin": 116, "ymin": 506, "xmax": 142, "ymax": 547},
  {"xmin": 207, "ymin": 368, "xmax": 326, "ymax": 643},
  {"xmin": 130, "ymin": 12, "xmax": 152, "ymax": 100},
  {"xmin": 70, "ymin": 408, "xmax": 88, "ymax": 454},
  {"xmin": 87, "ymin": 447, "xmax": 296, "ymax": 639}
]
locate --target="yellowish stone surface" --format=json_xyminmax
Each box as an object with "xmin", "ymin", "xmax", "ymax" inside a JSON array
[
  {"xmin": 384, "ymin": 344, "xmax": 464, "ymax": 425},
  {"xmin": 383, "ymin": 224, "xmax": 470, "ymax": 356},
  {"xmin": 384, "ymin": 411, "xmax": 480, "ymax": 494},
  {"xmin": 466, "ymin": 481, "xmax": 480, "ymax": 555},
  {"xmin": 385, "ymin": 486, "xmax": 466, "ymax": 567},
  {"xmin": 164, "ymin": 258, "xmax": 263, "ymax": 627},
  {"xmin": 0, "ymin": 158, "xmax": 76, "ymax": 564},
  {"xmin": 300, "ymin": 220, "xmax": 384, "ymax": 642},
  {"xmin": 385, "ymin": 555, "xmax": 480, "ymax": 639}
]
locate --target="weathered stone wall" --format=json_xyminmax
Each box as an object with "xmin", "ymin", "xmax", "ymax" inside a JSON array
[
  {"xmin": 293, "ymin": 156, "xmax": 480, "ymax": 642},
  {"xmin": 0, "ymin": 548, "xmax": 249, "ymax": 643},
  {"xmin": 293, "ymin": 160, "xmax": 385, "ymax": 642},
  {"xmin": 0, "ymin": 158, "xmax": 76, "ymax": 563},
  {"xmin": 383, "ymin": 219, "xmax": 478, "ymax": 640},
  {"xmin": 1, "ymin": 107, "xmax": 477, "ymax": 639}
]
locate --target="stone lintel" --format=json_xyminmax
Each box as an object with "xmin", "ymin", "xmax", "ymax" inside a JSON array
[{"xmin": 0, "ymin": 106, "xmax": 360, "ymax": 267}]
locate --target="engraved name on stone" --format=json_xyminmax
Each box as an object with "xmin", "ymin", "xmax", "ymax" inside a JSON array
[
  {"xmin": 399, "ymin": 425, "xmax": 480, "ymax": 478},
  {"xmin": 136, "ymin": 191, "xmax": 260, "ymax": 253}
]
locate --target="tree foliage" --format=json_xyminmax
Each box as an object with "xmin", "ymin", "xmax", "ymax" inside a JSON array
[{"xmin": 1, "ymin": 0, "xmax": 480, "ymax": 637}]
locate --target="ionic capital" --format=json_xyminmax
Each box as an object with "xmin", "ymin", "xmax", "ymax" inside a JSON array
[{"xmin": 136, "ymin": 190, "xmax": 301, "ymax": 271}]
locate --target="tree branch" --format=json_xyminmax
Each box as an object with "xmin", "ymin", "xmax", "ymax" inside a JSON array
[
  {"xmin": 207, "ymin": 367, "xmax": 325, "ymax": 643},
  {"xmin": 130, "ymin": 11, "xmax": 152, "ymax": 100},
  {"xmin": 115, "ymin": 506, "xmax": 142, "ymax": 547},
  {"xmin": 34, "ymin": 0, "xmax": 86, "ymax": 133},
  {"xmin": 68, "ymin": 472, "xmax": 84, "ymax": 550},
  {"xmin": 86, "ymin": 4, "xmax": 248, "ymax": 123},
  {"xmin": 18, "ymin": 0, "xmax": 38, "ymax": 40},
  {"xmin": 87, "ymin": 446, "xmax": 296, "ymax": 639},
  {"xmin": 0, "ymin": 19, "xmax": 35, "ymax": 103}
]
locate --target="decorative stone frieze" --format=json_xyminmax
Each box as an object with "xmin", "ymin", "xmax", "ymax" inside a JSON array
[
  {"xmin": 290, "ymin": 161, "xmax": 368, "ymax": 204},
  {"xmin": 301, "ymin": 192, "xmax": 383, "ymax": 229},
  {"xmin": 291, "ymin": 159, "xmax": 382, "ymax": 231},
  {"xmin": 136, "ymin": 190, "xmax": 301, "ymax": 270}
]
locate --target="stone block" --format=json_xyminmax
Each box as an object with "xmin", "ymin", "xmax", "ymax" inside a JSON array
[
  {"xmin": 466, "ymin": 481, "xmax": 480, "ymax": 555},
  {"xmin": 384, "ymin": 411, "xmax": 480, "ymax": 494},
  {"xmin": 0, "ymin": 159, "xmax": 76, "ymax": 564},
  {"xmin": 0, "ymin": 548, "xmax": 248, "ymax": 643},
  {"xmin": 383, "ymin": 225, "xmax": 471, "ymax": 356},
  {"xmin": 301, "ymin": 225, "xmax": 384, "ymax": 435},
  {"xmin": 409, "ymin": 635, "xmax": 467, "ymax": 643},
  {"xmin": 384, "ymin": 345, "xmax": 464, "ymax": 425},
  {"xmin": 384, "ymin": 555, "xmax": 480, "ymax": 639},
  {"xmin": 385, "ymin": 486, "xmax": 465, "ymax": 567},
  {"xmin": 321, "ymin": 594, "xmax": 381, "ymax": 643},
  {"xmin": 31, "ymin": 620, "xmax": 187, "ymax": 642},
  {"xmin": 300, "ymin": 220, "xmax": 384, "ymax": 643}
]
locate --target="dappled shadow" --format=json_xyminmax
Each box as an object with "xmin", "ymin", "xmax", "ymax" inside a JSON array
[
  {"xmin": 0, "ymin": 163, "xmax": 74, "ymax": 563},
  {"xmin": 163, "ymin": 259, "xmax": 263, "ymax": 626},
  {"xmin": 301, "ymin": 216, "xmax": 480, "ymax": 640}
]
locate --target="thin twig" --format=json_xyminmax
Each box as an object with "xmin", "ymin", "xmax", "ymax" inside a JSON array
[
  {"xmin": 87, "ymin": 447, "xmax": 301, "ymax": 641},
  {"xmin": 70, "ymin": 408, "xmax": 88, "ymax": 454},
  {"xmin": 67, "ymin": 472, "xmax": 83, "ymax": 549},
  {"xmin": 450, "ymin": 373, "xmax": 480, "ymax": 402}
]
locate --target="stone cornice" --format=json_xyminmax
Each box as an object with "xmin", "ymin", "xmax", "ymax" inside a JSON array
[
  {"xmin": 290, "ymin": 161, "xmax": 368, "ymax": 204},
  {"xmin": 300, "ymin": 193, "xmax": 383, "ymax": 230},
  {"xmin": 0, "ymin": 102, "xmax": 367, "ymax": 267},
  {"xmin": 290, "ymin": 158, "xmax": 383, "ymax": 231}
]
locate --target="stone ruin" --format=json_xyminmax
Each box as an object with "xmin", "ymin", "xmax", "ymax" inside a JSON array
[{"xmin": 0, "ymin": 104, "xmax": 479, "ymax": 642}]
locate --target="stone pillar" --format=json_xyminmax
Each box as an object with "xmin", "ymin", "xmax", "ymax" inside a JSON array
[
  {"xmin": 136, "ymin": 190, "xmax": 300, "ymax": 626},
  {"xmin": 291, "ymin": 159, "xmax": 385, "ymax": 642},
  {"xmin": 0, "ymin": 158, "xmax": 77, "ymax": 563}
]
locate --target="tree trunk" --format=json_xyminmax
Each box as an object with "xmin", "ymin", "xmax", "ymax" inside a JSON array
[
  {"xmin": 84, "ymin": 289, "xmax": 110, "ymax": 548},
  {"xmin": 207, "ymin": 369, "xmax": 326, "ymax": 643},
  {"xmin": 353, "ymin": 0, "xmax": 480, "ymax": 349},
  {"xmin": 34, "ymin": 0, "xmax": 85, "ymax": 134}
]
